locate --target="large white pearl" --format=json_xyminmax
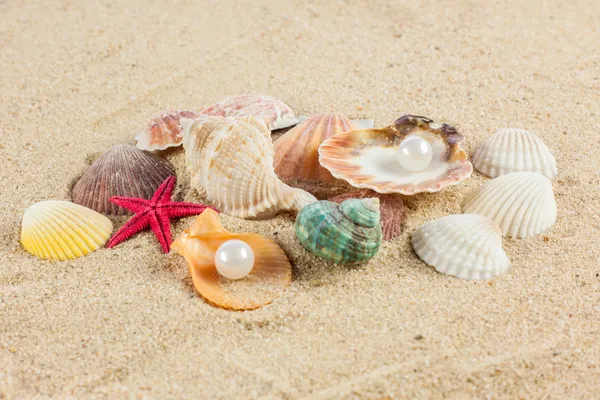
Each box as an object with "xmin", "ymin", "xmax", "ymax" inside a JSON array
[
  {"xmin": 214, "ymin": 240, "xmax": 255, "ymax": 280},
  {"xmin": 397, "ymin": 136, "xmax": 433, "ymax": 172}
]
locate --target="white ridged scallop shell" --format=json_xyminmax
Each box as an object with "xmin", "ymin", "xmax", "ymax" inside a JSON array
[
  {"xmin": 463, "ymin": 172, "xmax": 557, "ymax": 238},
  {"xmin": 182, "ymin": 115, "xmax": 317, "ymax": 219},
  {"xmin": 411, "ymin": 214, "xmax": 510, "ymax": 280},
  {"xmin": 21, "ymin": 200, "xmax": 113, "ymax": 261},
  {"xmin": 472, "ymin": 128, "xmax": 558, "ymax": 179}
]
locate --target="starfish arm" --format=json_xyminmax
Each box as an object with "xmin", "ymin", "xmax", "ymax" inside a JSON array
[
  {"xmin": 110, "ymin": 196, "xmax": 151, "ymax": 213},
  {"xmin": 106, "ymin": 211, "xmax": 152, "ymax": 248},
  {"xmin": 162, "ymin": 202, "xmax": 216, "ymax": 218},
  {"xmin": 152, "ymin": 175, "xmax": 177, "ymax": 204},
  {"xmin": 149, "ymin": 210, "xmax": 172, "ymax": 253}
]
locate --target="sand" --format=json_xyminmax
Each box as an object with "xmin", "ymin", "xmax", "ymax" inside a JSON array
[{"xmin": 1, "ymin": 0, "xmax": 599, "ymax": 398}]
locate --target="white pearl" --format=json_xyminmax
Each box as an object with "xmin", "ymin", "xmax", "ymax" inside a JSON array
[
  {"xmin": 397, "ymin": 136, "xmax": 433, "ymax": 172},
  {"xmin": 214, "ymin": 240, "xmax": 255, "ymax": 280}
]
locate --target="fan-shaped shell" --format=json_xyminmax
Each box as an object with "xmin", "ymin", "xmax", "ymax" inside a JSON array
[
  {"xmin": 200, "ymin": 94, "xmax": 298, "ymax": 131},
  {"xmin": 328, "ymin": 190, "xmax": 405, "ymax": 241},
  {"xmin": 21, "ymin": 200, "xmax": 113, "ymax": 261},
  {"xmin": 318, "ymin": 115, "xmax": 473, "ymax": 195},
  {"xmin": 463, "ymin": 172, "xmax": 557, "ymax": 238},
  {"xmin": 411, "ymin": 214, "xmax": 510, "ymax": 280},
  {"xmin": 170, "ymin": 209, "xmax": 292, "ymax": 310},
  {"xmin": 135, "ymin": 110, "xmax": 200, "ymax": 151},
  {"xmin": 295, "ymin": 198, "xmax": 382, "ymax": 264},
  {"xmin": 472, "ymin": 128, "xmax": 558, "ymax": 179},
  {"xmin": 181, "ymin": 115, "xmax": 317, "ymax": 219},
  {"xmin": 72, "ymin": 144, "xmax": 176, "ymax": 215}
]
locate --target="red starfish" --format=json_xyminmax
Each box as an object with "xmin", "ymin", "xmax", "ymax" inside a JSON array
[{"xmin": 106, "ymin": 176, "xmax": 216, "ymax": 253}]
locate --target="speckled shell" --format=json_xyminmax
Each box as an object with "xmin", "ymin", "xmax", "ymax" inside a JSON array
[
  {"xmin": 328, "ymin": 190, "xmax": 405, "ymax": 241},
  {"xmin": 411, "ymin": 214, "xmax": 510, "ymax": 280},
  {"xmin": 135, "ymin": 110, "xmax": 201, "ymax": 151},
  {"xmin": 472, "ymin": 128, "xmax": 558, "ymax": 179},
  {"xmin": 318, "ymin": 115, "xmax": 473, "ymax": 195},
  {"xmin": 72, "ymin": 144, "xmax": 176, "ymax": 215},
  {"xmin": 463, "ymin": 172, "xmax": 557, "ymax": 238},
  {"xmin": 171, "ymin": 209, "xmax": 292, "ymax": 311},
  {"xmin": 200, "ymin": 94, "xmax": 298, "ymax": 131},
  {"xmin": 295, "ymin": 198, "xmax": 382, "ymax": 265},
  {"xmin": 182, "ymin": 116, "xmax": 317, "ymax": 219},
  {"xmin": 21, "ymin": 200, "xmax": 113, "ymax": 261}
]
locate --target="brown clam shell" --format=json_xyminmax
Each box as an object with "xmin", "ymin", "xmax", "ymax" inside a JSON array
[
  {"xmin": 72, "ymin": 144, "xmax": 176, "ymax": 215},
  {"xmin": 328, "ymin": 190, "xmax": 405, "ymax": 241},
  {"xmin": 135, "ymin": 110, "xmax": 200, "ymax": 151}
]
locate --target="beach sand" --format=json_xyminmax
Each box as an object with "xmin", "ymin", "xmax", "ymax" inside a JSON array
[{"xmin": 1, "ymin": 0, "xmax": 599, "ymax": 398}]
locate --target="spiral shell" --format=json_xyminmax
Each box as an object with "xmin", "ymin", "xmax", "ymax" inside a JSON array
[
  {"xmin": 135, "ymin": 110, "xmax": 200, "ymax": 151},
  {"xmin": 472, "ymin": 128, "xmax": 558, "ymax": 179},
  {"xmin": 411, "ymin": 214, "xmax": 510, "ymax": 280},
  {"xmin": 295, "ymin": 198, "xmax": 382, "ymax": 265},
  {"xmin": 463, "ymin": 172, "xmax": 557, "ymax": 238},
  {"xmin": 21, "ymin": 200, "xmax": 113, "ymax": 261}
]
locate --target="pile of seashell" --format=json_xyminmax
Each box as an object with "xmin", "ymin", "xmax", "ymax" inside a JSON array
[{"xmin": 19, "ymin": 93, "xmax": 559, "ymax": 310}]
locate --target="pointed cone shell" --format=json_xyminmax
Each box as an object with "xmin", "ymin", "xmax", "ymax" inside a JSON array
[
  {"xmin": 411, "ymin": 214, "xmax": 510, "ymax": 280},
  {"xmin": 135, "ymin": 110, "xmax": 201, "ymax": 151},
  {"xmin": 182, "ymin": 115, "xmax": 317, "ymax": 219},
  {"xmin": 170, "ymin": 209, "xmax": 292, "ymax": 310},
  {"xmin": 21, "ymin": 200, "xmax": 113, "ymax": 261},
  {"xmin": 472, "ymin": 128, "xmax": 558, "ymax": 179},
  {"xmin": 72, "ymin": 144, "xmax": 176, "ymax": 215},
  {"xmin": 463, "ymin": 172, "xmax": 557, "ymax": 238},
  {"xmin": 274, "ymin": 114, "xmax": 356, "ymax": 184},
  {"xmin": 200, "ymin": 94, "xmax": 298, "ymax": 131},
  {"xmin": 329, "ymin": 190, "xmax": 405, "ymax": 241},
  {"xmin": 295, "ymin": 199, "xmax": 382, "ymax": 265}
]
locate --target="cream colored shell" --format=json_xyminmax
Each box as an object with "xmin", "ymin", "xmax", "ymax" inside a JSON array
[
  {"xmin": 472, "ymin": 128, "xmax": 557, "ymax": 179},
  {"xmin": 411, "ymin": 214, "xmax": 510, "ymax": 280},
  {"xmin": 182, "ymin": 116, "xmax": 317, "ymax": 219},
  {"xmin": 463, "ymin": 172, "xmax": 557, "ymax": 238},
  {"xmin": 21, "ymin": 200, "xmax": 113, "ymax": 261}
]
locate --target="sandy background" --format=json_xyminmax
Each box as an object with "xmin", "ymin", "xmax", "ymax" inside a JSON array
[{"xmin": 1, "ymin": 0, "xmax": 599, "ymax": 398}]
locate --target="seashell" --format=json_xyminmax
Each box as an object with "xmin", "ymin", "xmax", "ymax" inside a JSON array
[
  {"xmin": 318, "ymin": 115, "xmax": 473, "ymax": 195},
  {"xmin": 200, "ymin": 94, "xmax": 298, "ymax": 131},
  {"xmin": 72, "ymin": 144, "xmax": 176, "ymax": 215},
  {"xmin": 135, "ymin": 110, "xmax": 201, "ymax": 151},
  {"xmin": 170, "ymin": 208, "xmax": 292, "ymax": 310},
  {"xmin": 181, "ymin": 115, "xmax": 317, "ymax": 219},
  {"xmin": 21, "ymin": 200, "xmax": 113, "ymax": 261},
  {"xmin": 472, "ymin": 128, "xmax": 558, "ymax": 179},
  {"xmin": 463, "ymin": 172, "xmax": 557, "ymax": 238},
  {"xmin": 295, "ymin": 198, "xmax": 382, "ymax": 264},
  {"xmin": 411, "ymin": 214, "xmax": 510, "ymax": 280},
  {"xmin": 328, "ymin": 190, "xmax": 405, "ymax": 241}
]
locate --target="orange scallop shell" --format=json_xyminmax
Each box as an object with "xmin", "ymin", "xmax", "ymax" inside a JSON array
[
  {"xmin": 135, "ymin": 110, "xmax": 201, "ymax": 151},
  {"xmin": 171, "ymin": 209, "xmax": 292, "ymax": 311}
]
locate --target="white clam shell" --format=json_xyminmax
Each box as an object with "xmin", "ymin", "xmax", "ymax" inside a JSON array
[
  {"xmin": 472, "ymin": 128, "xmax": 558, "ymax": 179},
  {"xmin": 463, "ymin": 172, "xmax": 557, "ymax": 238},
  {"xmin": 182, "ymin": 115, "xmax": 317, "ymax": 219},
  {"xmin": 411, "ymin": 214, "xmax": 510, "ymax": 280},
  {"xmin": 21, "ymin": 200, "xmax": 113, "ymax": 261}
]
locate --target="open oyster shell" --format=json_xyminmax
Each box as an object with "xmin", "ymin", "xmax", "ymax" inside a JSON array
[{"xmin": 318, "ymin": 115, "xmax": 473, "ymax": 195}]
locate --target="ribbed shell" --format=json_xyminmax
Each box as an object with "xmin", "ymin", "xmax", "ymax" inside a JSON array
[
  {"xmin": 274, "ymin": 114, "xmax": 355, "ymax": 184},
  {"xmin": 72, "ymin": 144, "xmax": 176, "ymax": 215},
  {"xmin": 463, "ymin": 172, "xmax": 557, "ymax": 238},
  {"xmin": 411, "ymin": 214, "xmax": 510, "ymax": 280},
  {"xmin": 21, "ymin": 200, "xmax": 113, "ymax": 261},
  {"xmin": 182, "ymin": 116, "xmax": 317, "ymax": 219},
  {"xmin": 200, "ymin": 94, "xmax": 298, "ymax": 131},
  {"xmin": 472, "ymin": 128, "xmax": 558, "ymax": 179},
  {"xmin": 295, "ymin": 199, "xmax": 382, "ymax": 265},
  {"xmin": 135, "ymin": 110, "xmax": 200, "ymax": 151}
]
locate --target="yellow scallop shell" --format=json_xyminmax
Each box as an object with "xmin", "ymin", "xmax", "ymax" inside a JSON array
[{"xmin": 21, "ymin": 200, "xmax": 113, "ymax": 260}]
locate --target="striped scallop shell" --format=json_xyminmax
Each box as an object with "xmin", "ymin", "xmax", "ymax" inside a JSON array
[
  {"xmin": 72, "ymin": 144, "xmax": 176, "ymax": 215},
  {"xmin": 182, "ymin": 116, "xmax": 316, "ymax": 219},
  {"xmin": 463, "ymin": 172, "xmax": 557, "ymax": 238},
  {"xmin": 411, "ymin": 214, "xmax": 510, "ymax": 280},
  {"xmin": 21, "ymin": 200, "xmax": 113, "ymax": 261},
  {"xmin": 135, "ymin": 110, "xmax": 200, "ymax": 151},
  {"xmin": 472, "ymin": 128, "xmax": 557, "ymax": 179}
]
